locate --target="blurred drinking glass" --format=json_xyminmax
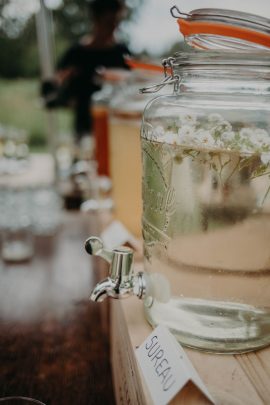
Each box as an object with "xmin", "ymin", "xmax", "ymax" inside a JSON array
[
  {"xmin": 0, "ymin": 188, "xmax": 34, "ymax": 263},
  {"xmin": 31, "ymin": 186, "xmax": 62, "ymax": 236},
  {"xmin": 0, "ymin": 126, "xmax": 29, "ymax": 175}
]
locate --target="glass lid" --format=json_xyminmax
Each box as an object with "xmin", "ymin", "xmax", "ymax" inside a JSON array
[{"xmin": 171, "ymin": 5, "xmax": 270, "ymax": 50}]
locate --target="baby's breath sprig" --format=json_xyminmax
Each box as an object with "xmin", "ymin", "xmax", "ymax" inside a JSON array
[{"xmin": 152, "ymin": 113, "xmax": 270, "ymax": 186}]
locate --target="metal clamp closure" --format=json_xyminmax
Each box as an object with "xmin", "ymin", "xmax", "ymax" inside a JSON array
[
  {"xmin": 139, "ymin": 74, "xmax": 179, "ymax": 94},
  {"xmin": 170, "ymin": 6, "xmax": 190, "ymax": 19},
  {"xmin": 140, "ymin": 57, "xmax": 179, "ymax": 94}
]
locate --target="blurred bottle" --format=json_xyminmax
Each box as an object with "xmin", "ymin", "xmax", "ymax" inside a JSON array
[
  {"xmin": 92, "ymin": 69, "xmax": 130, "ymax": 177},
  {"xmin": 55, "ymin": 133, "xmax": 75, "ymax": 180},
  {"xmin": 108, "ymin": 68, "xmax": 163, "ymax": 237}
]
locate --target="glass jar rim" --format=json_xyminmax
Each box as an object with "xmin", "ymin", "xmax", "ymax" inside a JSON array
[
  {"xmin": 171, "ymin": 6, "xmax": 270, "ymax": 50},
  {"xmin": 170, "ymin": 51, "xmax": 270, "ymax": 68},
  {"xmin": 185, "ymin": 8, "xmax": 270, "ymax": 29}
]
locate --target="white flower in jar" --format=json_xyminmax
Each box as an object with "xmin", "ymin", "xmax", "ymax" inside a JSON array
[
  {"xmin": 239, "ymin": 127, "xmax": 253, "ymax": 140},
  {"xmin": 193, "ymin": 129, "xmax": 215, "ymax": 147},
  {"xmin": 178, "ymin": 125, "xmax": 195, "ymax": 145},
  {"xmin": 215, "ymin": 139, "xmax": 225, "ymax": 149},
  {"xmin": 153, "ymin": 125, "xmax": 165, "ymax": 139},
  {"xmin": 178, "ymin": 113, "xmax": 197, "ymax": 127},
  {"xmin": 253, "ymin": 128, "xmax": 270, "ymax": 149},
  {"xmin": 221, "ymin": 131, "xmax": 236, "ymax": 143},
  {"xmin": 239, "ymin": 127, "xmax": 270, "ymax": 152},
  {"xmin": 163, "ymin": 131, "xmax": 179, "ymax": 145},
  {"xmin": 261, "ymin": 152, "xmax": 270, "ymax": 165},
  {"xmin": 211, "ymin": 121, "xmax": 232, "ymax": 136}
]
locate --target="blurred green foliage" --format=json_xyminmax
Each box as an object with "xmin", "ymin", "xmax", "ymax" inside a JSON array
[
  {"xmin": 0, "ymin": 0, "xmax": 142, "ymax": 148},
  {"xmin": 0, "ymin": 0, "xmax": 93, "ymax": 78},
  {"xmin": 0, "ymin": 0, "xmax": 141, "ymax": 78},
  {"xmin": 0, "ymin": 1, "xmax": 86, "ymax": 147},
  {"xmin": 0, "ymin": 78, "xmax": 72, "ymax": 150},
  {"xmin": 0, "ymin": 18, "xmax": 39, "ymax": 78}
]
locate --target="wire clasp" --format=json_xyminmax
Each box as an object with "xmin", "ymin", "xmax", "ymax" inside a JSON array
[{"xmin": 140, "ymin": 57, "xmax": 179, "ymax": 94}]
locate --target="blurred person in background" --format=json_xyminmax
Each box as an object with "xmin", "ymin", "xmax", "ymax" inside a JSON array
[{"xmin": 42, "ymin": 0, "xmax": 131, "ymax": 142}]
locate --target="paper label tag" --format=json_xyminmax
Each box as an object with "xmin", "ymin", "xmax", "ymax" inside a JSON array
[{"xmin": 136, "ymin": 325, "xmax": 215, "ymax": 405}]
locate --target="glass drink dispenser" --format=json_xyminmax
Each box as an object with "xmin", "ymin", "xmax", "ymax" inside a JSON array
[{"xmin": 86, "ymin": 7, "xmax": 270, "ymax": 353}]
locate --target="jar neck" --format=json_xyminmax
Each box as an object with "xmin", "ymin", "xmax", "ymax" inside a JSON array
[{"xmin": 170, "ymin": 51, "xmax": 270, "ymax": 95}]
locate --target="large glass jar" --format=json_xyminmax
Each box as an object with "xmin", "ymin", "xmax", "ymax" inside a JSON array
[{"xmin": 141, "ymin": 11, "xmax": 270, "ymax": 352}]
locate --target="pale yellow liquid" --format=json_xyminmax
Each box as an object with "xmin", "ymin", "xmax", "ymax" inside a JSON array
[
  {"xmin": 142, "ymin": 137, "xmax": 270, "ymax": 353},
  {"xmin": 109, "ymin": 116, "xmax": 142, "ymax": 237}
]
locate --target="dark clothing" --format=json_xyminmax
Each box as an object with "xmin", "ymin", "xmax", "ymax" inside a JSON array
[{"xmin": 57, "ymin": 42, "xmax": 130, "ymax": 138}]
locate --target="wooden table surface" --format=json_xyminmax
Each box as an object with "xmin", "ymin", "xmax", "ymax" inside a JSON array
[
  {"xmin": 0, "ymin": 212, "xmax": 115, "ymax": 405},
  {"xmin": 111, "ymin": 295, "xmax": 270, "ymax": 405}
]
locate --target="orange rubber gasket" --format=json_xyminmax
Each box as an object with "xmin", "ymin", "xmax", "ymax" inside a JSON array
[{"xmin": 178, "ymin": 19, "xmax": 270, "ymax": 49}]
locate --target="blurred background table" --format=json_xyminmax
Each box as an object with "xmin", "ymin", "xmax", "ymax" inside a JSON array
[
  {"xmin": 0, "ymin": 211, "xmax": 115, "ymax": 405},
  {"xmin": 0, "ymin": 154, "xmax": 55, "ymax": 187}
]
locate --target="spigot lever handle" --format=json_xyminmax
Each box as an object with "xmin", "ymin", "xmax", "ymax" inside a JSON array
[{"xmin": 85, "ymin": 236, "xmax": 113, "ymax": 264}]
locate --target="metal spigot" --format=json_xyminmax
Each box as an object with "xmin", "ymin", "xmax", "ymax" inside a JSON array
[{"xmin": 85, "ymin": 236, "xmax": 146, "ymax": 302}]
